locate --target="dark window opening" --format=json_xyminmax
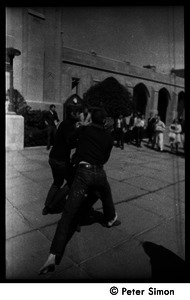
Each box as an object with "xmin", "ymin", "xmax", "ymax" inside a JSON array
[{"xmin": 72, "ymin": 78, "xmax": 80, "ymax": 94}]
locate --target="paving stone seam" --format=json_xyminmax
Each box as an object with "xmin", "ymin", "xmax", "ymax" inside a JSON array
[
  {"xmin": 127, "ymin": 201, "xmax": 184, "ymax": 219},
  {"xmin": 18, "ymin": 171, "xmax": 52, "ymax": 184},
  {"xmin": 6, "ymin": 220, "xmax": 59, "ymax": 241},
  {"xmin": 77, "ymin": 236, "xmax": 133, "ymax": 266},
  {"xmin": 116, "ymin": 179, "xmax": 184, "ymax": 194},
  {"xmin": 50, "ymin": 263, "xmax": 94, "ymax": 279},
  {"xmin": 6, "ymin": 198, "xmax": 34, "ymax": 228},
  {"xmin": 123, "ymin": 176, "xmax": 184, "ymax": 185},
  {"xmin": 6, "ymin": 179, "xmax": 185, "ymax": 241}
]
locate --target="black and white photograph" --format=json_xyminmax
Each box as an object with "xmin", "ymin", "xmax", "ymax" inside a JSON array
[{"xmin": 5, "ymin": 5, "xmax": 187, "ymax": 288}]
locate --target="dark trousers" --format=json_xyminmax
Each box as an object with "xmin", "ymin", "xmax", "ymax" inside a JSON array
[
  {"xmin": 45, "ymin": 158, "xmax": 68, "ymax": 209},
  {"xmin": 147, "ymin": 127, "xmax": 154, "ymax": 144},
  {"xmin": 47, "ymin": 126, "xmax": 57, "ymax": 149},
  {"xmin": 50, "ymin": 165, "xmax": 116, "ymax": 263},
  {"xmin": 134, "ymin": 127, "xmax": 143, "ymax": 146},
  {"xmin": 116, "ymin": 128, "xmax": 124, "ymax": 148}
]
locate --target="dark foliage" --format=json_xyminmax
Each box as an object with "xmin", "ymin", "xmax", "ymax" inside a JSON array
[
  {"xmin": 24, "ymin": 126, "xmax": 47, "ymax": 147},
  {"xmin": 83, "ymin": 77, "xmax": 134, "ymax": 119},
  {"xmin": 6, "ymin": 89, "xmax": 47, "ymax": 147},
  {"xmin": 6, "ymin": 89, "xmax": 31, "ymax": 115}
]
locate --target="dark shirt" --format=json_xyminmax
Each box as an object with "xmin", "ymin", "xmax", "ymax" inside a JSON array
[
  {"xmin": 45, "ymin": 110, "xmax": 59, "ymax": 127},
  {"xmin": 147, "ymin": 117, "xmax": 156, "ymax": 130},
  {"xmin": 49, "ymin": 119, "xmax": 77, "ymax": 162},
  {"xmin": 73, "ymin": 123, "xmax": 114, "ymax": 165}
]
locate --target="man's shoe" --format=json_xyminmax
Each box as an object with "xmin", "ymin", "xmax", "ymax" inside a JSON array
[
  {"xmin": 107, "ymin": 213, "xmax": 121, "ymax": 227},
  {"xmin": 39, "ymin": 264, "xmax": 55, "ymax": 275},
  {"xmin": 42, "ymin": 207, "xmax": 50, "ymax": 215}
]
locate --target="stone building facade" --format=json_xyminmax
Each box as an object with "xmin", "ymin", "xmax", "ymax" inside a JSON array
[{"xmin": 6, "ymin": 7, "xmax": 184, "ymax": 125}]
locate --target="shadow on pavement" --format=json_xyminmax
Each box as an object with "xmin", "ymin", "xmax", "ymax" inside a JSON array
[
  {"xmin": 142, "ymin": 241, "xmax": 187, "ymax": 282},
  {"xmin": 79, "ymin": 210, "xmax": 105, "ymax": 227},
  {"xmin": 143, "ymin": 143, "xmax": 185, "ymax": 157}
]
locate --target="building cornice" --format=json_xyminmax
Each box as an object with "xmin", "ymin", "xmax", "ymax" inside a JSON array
[{"xmin": 62, "ymin": 47, "xmax": 184, "ymax": 89}]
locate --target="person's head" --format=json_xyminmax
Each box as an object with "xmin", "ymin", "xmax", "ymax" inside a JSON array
[
  {"xmin": 49, "ymin": 104, "xmax": 56, "ymax": 111},
  {"xmin": 83, "ymin": 106, "xmax": 89, "ymax": 114},
  {"xmin": 119, "ymin": 114, "xmax": 123, "ymax": 119},
  {"xmin": 91, "ymin": 107, "xmax": 107, "ymax": 125},
  {"xmin": 156, "ymin": 115, "xmax": 160, "ymax": 122}
]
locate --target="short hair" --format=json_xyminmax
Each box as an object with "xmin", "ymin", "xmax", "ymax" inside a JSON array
[
  {"xmin": 91, "ymin": 107, "xmax": 107, "ymax": 124},
  {"xmin": 50, "ymin": 104, "xmax": 55, "ymax": 109}
]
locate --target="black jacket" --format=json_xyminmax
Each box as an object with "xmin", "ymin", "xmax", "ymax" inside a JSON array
[
  {"xmin": 49, "ymin": 119, "xmax": 77, "ymax": 162},
  {"xmin": 45, "ymin": 110, "xmax": 59, "ymax": 127},
  {"xmin": 71, "ymin": 123, "xmax": 114, "ymax": 165}
]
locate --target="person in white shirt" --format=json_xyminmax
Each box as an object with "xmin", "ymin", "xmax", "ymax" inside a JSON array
[
  {"xmin": 78, "ymin": 106, "xmax": 92, "ymax": 126},
  {"xmin": 115, "ymin": 114, "xmax": 125, "ymax": 149},
  {"xmin": 134, "ymin": 113, "xmax": 145, "ymax": 147},
  {"xmin": 168, "ymin": 118, "xmax": 182, "ymax": 153},
  {"xmin": 154, "ymin": 115, "xmax": 165, "ymax": 151}
]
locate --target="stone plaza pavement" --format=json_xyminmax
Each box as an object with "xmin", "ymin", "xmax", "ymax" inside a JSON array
[{"xmin": 5, "ymin": 141, "xmax": 185, "ymax": 282}]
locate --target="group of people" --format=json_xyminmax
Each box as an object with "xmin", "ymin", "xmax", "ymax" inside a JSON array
[
  {"xmin": 114, "ymin": 112, "xmax": 146, "ymax": 149},
  {"xmin": 147, "ymin": 113, "xmax": 185, "ymax": 153},
  {"xmin": 168, "ymin": 116, "xmax": 185, "ymax": 153},
  {"xmin": 39, "ymin": 104, "xmax": 120, "ymax": 275},
  {"xmin": 113, "ymin": 112, "xmax": 185, "ymax": 153}
]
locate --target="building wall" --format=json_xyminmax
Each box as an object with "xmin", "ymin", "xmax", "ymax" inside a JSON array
[
  {"xmin": 61, "ymin": 47, "xmax": 184, "ymax": 124},
  {"xmin": 6, "ymin": 7, "xmax": 184, "ymax": 124}
]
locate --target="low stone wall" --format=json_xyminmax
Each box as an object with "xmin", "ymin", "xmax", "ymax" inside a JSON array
[{"xmin": 6, "ymin": 113, "xmax": 24, "ymax": 151}]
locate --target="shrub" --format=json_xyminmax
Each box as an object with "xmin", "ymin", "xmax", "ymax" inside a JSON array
[
  {"xmin": 83, "ymin": 77, "xmax": 134, "ymax": 118},
  {"xmin": 6, "ymin": 89, "xmax": 31, "ymax": 115},
  {"xmin": 6, "ymin": 89, "xmax": 48, "ymax": 147},
  {"xmin": 24, "ymin": 126, "xmax": 47, "ymax": 147}
]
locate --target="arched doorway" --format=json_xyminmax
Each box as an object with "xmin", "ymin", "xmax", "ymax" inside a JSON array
[
  {"xmin": 133, "ymin": 83, "xmax": 149, "ymax": 117},
  {"xmin": 177, "ymin": 91, "xmax": 185, "ymax": 119},
  {"xmin": 63, "ymin": 94, "xmax": 83, "ymax": 120},
  {"xmin": 157, "ymin": 88, "xmax": 170, "ymax": 123}
]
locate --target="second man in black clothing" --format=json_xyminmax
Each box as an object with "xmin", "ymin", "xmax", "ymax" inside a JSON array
[{"xmin": 42, "ymin": 107, "xmax": 80, "ymax": 215}]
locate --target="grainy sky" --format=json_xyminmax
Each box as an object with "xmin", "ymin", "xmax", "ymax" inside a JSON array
[{"xmin": 61, "ymin": 6, "xmax": 184, "ymax": 74}]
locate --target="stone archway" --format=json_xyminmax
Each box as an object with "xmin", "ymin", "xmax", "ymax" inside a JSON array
[
  {"xmin": 133, "ymin": 83, "xmax": 150, "ymax": 118},
  {"xmin": 177, "ymin": 91, "xmax": 185, "ymax": 119},
  {"xmin": 157, "ymin": 88, "xmax": 170, "ymax": 123}
]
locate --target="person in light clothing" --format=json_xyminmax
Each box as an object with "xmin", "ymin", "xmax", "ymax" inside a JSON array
[
  {"xmin": 154, "ymin": 116, "xmax": 165, "ymax": 151},
  {"xmin": 168, "ymin": 118, "xmax": 182, "ymax": 153},
  {"xmin": 134, "ymin": 114, "xmax": 145, "ymax": 147},
  {"xmin": 79, "ymin": 106, "xmax": 92, "ymax": 126}
]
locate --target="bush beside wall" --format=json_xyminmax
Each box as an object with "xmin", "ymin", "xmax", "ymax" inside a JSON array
[{"xmin": 6, "ymin": 89, "xmax": 48, "ymax": 147}]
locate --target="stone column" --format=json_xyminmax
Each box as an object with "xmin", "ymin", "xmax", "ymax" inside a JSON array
[
  {"xmin": 150, "ymin": 87, "xmax": 158, "ymax": 115},
  {"xmin": 125, "ymin": 81, "xmax": 133, "ymax": 96},
  {"xmin": 167, "ymin": 91, "xmax": 178, "ymax": 124},
  {"xmin": 6, "ymin": 47, "xmax": 24, "ymax": 151}
]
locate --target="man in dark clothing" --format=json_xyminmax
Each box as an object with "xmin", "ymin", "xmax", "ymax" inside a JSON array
[
  {"xmin": 128, "ymin": 112, "xmax": 137, "ymax": 144},
  {"xmin": 44, "ymin": 104, "xmax": 60, "ymax": 150},
  {"xmin": 42, "ymin": 108, "xmax": 80, "ymax": 215},
  {"xmin": 146, "ymin": 112, "xmax": 156, "ymax": 145},
  {"xmin": 39, "ymin": 107, "xmax": 119, "ymax": 275},
  {"xmin": 115, "ymin": 114, "xmax": 125, "ymax": 149}
]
